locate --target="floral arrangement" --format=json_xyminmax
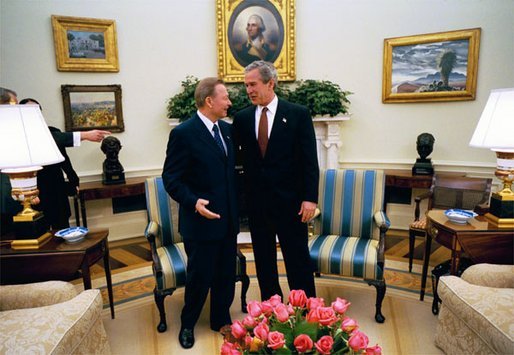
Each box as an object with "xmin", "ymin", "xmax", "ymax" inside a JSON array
[{"xmin": 221, "ymin": 290, "xmax": 381, "ymax": 354}]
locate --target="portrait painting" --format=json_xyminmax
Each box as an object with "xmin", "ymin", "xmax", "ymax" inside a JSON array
[
  {"xmin": 61, "ymin": 85, "xmax": 124, "ymax": 132},
  {"xmin": 217, "ymin": 0, "xmax": 295, "ymax": 82},
  {"xmin": 52, "ymin": 15, "xmax": 119, "ymax": 72},
  {"xmin": 382, "ymin": 28, "xmax": 480, "ymax": 103}
]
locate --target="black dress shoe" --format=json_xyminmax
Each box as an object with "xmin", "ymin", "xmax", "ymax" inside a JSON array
[{"xmin": 178, "ymin": 327, "xmax": 194, "ymax": 349}]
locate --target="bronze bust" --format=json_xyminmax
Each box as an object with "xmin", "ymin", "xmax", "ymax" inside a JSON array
[
  {"xmin": 412, "ymin": 133, "xmax": 435, "ymax": 175},
  {"xmin": 101, "ymin": 136, "xmax": 125, "ymax": 185}
]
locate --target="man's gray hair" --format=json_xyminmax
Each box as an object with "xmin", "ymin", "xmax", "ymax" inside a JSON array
[
  {"xmin": 248, "ymin": 14, "xmax": 266, "ymax": 32},
  {"xmin": 244, "ymin": 61, "xmax": 277, "ymax": 87}
]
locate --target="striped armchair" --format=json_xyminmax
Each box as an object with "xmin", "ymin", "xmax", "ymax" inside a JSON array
[
  {"xmin": 308, "ymin": 169, "xmax": 390, "ymax": 323},
  {"xmin": 144, "ymin": 176, "xmax": 249, "ymax": 333}
]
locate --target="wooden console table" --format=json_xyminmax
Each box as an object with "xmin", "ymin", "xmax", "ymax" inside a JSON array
[
  {"xmin": 0, "ymin": 229, "xmax": 115, "ymax": 318},
  {"xmin": 77, "ymin": 177, "xmax": 147, "ymax": 227}
]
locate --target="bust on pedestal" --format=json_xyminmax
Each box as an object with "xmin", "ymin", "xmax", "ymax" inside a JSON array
[
  {"xmin": 101, "ymin": 136, "xmax": 125, "ymax": 185},
  {"xmin": 412, "ymin": 133, "xmax": 435, "ymax": 175}
]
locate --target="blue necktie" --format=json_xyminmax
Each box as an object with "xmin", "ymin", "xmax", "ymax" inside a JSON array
[{"xmin": 212, "ymin": 124, "xmax": 226, "ymax": 155}]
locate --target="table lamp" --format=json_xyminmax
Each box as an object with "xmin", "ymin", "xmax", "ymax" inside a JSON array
[
  {"xmin": 0, "ymin": 105, "xmax": 64, "ymax": 247},
  {"xmin": 469, "ymin": 88, "xmax": 514, "ymax": 227}
]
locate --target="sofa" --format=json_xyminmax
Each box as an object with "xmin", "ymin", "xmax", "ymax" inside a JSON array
[
  {"xmin": 0, "ymin": 280, "xmax": 110, "ymax": 354},
  {"xmin": 434, "ymin": 264, "xmax": 514, "ymax": 354}
]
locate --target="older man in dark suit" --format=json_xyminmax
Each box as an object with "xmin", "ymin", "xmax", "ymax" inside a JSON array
[
  {"xmin": 162, "ymin": 77, "xmax": 238, "ymax": 349},
  {"xmin": 233, "ymin": 61, "xmax": 319, "ymax": 301}
]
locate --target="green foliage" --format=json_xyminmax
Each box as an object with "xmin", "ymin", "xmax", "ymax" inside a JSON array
[
  {"xmin": 289, "ymin": 80, "xmax": 352, "ymax": 117},
  {"xmin": 166, "ymin": 76, "xmax": 199, "ymax": 122},
  {"xmin": 166, "ymin": 76, "xmax": 352, "ymax": 121}
]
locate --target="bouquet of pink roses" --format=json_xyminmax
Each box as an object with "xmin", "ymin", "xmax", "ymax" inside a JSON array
[{"xmin": 221, "ymin": 289, "xmax": 381, "ymax": 354}]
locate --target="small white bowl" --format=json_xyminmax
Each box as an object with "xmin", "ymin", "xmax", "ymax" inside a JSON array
[
  {"xmin": 55, "ymin": 227, "xmax": 88, "ymax": 243},
  {"xmin": 444, "ymin": 209, "xmax": 477, "ymax": 224}
]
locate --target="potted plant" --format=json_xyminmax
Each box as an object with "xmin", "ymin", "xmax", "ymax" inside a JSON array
[
  {"xmin": 167, "ymin": 77, "xmax": 351, "ymax": 121},
  {"xmin": 289, "ymin": 80, "xmax": 352, "ymax": 117},
  {"xmin": 166, "ymin": 76, "xmax": 198, "ymax": 122}
]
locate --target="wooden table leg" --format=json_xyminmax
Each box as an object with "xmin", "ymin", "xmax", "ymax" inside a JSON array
[
  {"xmin": 420, "ymin": 232, "xmax": 432, "ymax": 301},
  {"xmin": 79, "ymin": 192, "xmax": 88, "ymax": 228},
  {"xmin": 103, "ymin": 240, "xmax": 115, "ymax": 319}
]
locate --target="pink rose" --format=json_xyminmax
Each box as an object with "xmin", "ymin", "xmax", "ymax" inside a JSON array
[
  {"xmin": 306, "ymin": 308, "xmax": 320, "ymax": 323},
  {"xmin": 268, "ymin": 294, "xmax": 282, "ymax": 307},
  {"xmin": 221, "ymin": 341, "xmax": 240, "ymax": 355},
  {"xmin": 341, "ymin": 316, "xmax": 359, "ymax": 333},
  {"xmin": 260, "ymin": 301, "xmax": 273, "ymax": 317},
  {"xmin": 314, "ymin": 306, "xmax": 338, "ymax": 326},
  {"xmin": 242, "ymin": 314, "xmax": 258, "ymax": 328},
  {"xmin": 365, "ymin": 344, "xmax": 383, "ymax": 355},
  {"xmin": 314, "ymin": 335, "xmax": 334, "ymax": 355},
  {"xmin": 294, "ymin": 334, "xmax": 314, "ymax": 353},
  {"xmin": 247, "ymin": 301, "xmax": 263, "ymax": 318},
  {"xmin": 273, "ymin": 303, "xmax": 290, "ymax": 322},
  {"xmin": 253, "ymin": 322, "xmax": 269, "ymax": 341},
  {"xmin": 331, "ymin": 297, "xmax": 351, "ymax": 314},
  {"xmin": 348, "ymin": 330, "xmax": 369, "ymax": 351},
  {"xmin": 287, "ymin": 304, "xmax": 295, "ymax": 315},
  {"xmin": 306, "ymin": 297, "xmax": 325, "ymax": 310},
  {"xmin": 230, "ymin": 320, "xmax": 247, "ymax": 339},
  {"xmin": 288, "ymin": 289, "xmax": 307, "ymax": 307},
  {"xmin": 267, "ymin": 331, "xmax": 286, "ymax": 350}
]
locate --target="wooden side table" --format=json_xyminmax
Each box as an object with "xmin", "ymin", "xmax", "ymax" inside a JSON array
[
  {"xmin": 76, "ymin": 177, "xmax": 147, "ymax": 227},
  {"xmin": 0, "ymin": 229, "xmax": 115, "ymax": 318},
  {"xmin": 421, "ymin": 210, "xmax": 514, "ymax": 300}
]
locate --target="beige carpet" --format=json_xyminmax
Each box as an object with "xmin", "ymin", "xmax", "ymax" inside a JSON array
[{"xmin": 98, "ymin": 272, "xmax": 443, "ymax": 355}]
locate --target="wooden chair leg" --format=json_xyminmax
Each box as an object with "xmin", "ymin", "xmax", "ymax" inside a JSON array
[
  {"xmin": 408, "ymin": 229, "xmax": 416, "ymax": 272},
  {"xmin": 154, "ymin": 288, "xmax": 174, "ymax": 333},
  {"xmin": 368, "ymin": 279, "xmax": 386, "ymax": 323},
  {"xmin": 240, "ymin": 274, "xmax": 250, "ymax": 313},
  {"xmin": 420, "ymin": 233, "xmax": 432, "ymax": 301}
]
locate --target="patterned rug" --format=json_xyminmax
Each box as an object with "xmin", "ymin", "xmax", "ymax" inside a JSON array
[{"xmin": 85, "ymin": 233, "xmax": 448, "ymax": 309}]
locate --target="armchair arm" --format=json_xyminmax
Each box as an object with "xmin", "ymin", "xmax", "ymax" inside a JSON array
[
  {"xmin": 144, "ymin": 220, "xmax": 164, "ymax": 276},
  {"xmin": 373, "ymin": 211, "xmax": 390, "ymax": 265},
  {"xmin": 461, "ymin": 264, "xmax": 514, "ymax": 288},
  {"xmin": 0, "ymin": 281, "xmax": 77, "ymax": 311},
  {"xmin": 414, "ymin": 191, "xmax": 432, "ymax": 221}
]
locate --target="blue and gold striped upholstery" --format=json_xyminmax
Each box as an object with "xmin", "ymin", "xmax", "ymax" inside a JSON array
[{"xmin": 308, "ymin": 169, "xmax": 390, "ymax": 280}]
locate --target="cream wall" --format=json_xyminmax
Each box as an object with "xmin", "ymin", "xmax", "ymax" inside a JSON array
[{"xmin": 1, "ymin": 0, "xmax": 513, "ymax": 238}]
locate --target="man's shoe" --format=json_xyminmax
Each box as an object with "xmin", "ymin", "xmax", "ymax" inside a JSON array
[
  {"xmin": 178, "ymin": 327, "xmax": 194, "ymax": 349},
  {"xmin": 210, "ymin": 324, "xmax": 231, "ymax": 333}
]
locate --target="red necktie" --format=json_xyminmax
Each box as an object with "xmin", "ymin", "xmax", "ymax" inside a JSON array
[{"xmin": 258, "ymin": 107, "xmax": 268, "ymax": 157}]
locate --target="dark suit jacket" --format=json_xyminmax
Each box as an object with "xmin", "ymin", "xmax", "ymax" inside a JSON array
[
  {"xmin": 162, "ymin": 114, "xmax": 239, "ymax": 241},
  {"xmin": 37, "ymin": 128, "xmax": 79, "ymax": 228},
  {"xmin": 233, "ymin": 99, "xmax": 319, "ymax": 214}
]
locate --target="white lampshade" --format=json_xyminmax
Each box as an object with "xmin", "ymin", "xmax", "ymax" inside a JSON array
[
  {"xmin": 469, "ymin": 88, "xmax": 514, "ymax": 152},
  {"xmin": 0, "ymin": 104, "xmax": 64, "ymax": 171}
]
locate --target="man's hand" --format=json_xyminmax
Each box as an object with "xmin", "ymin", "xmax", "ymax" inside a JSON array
[
  {"xmin": 195, "ymin": 199, "xmax": 221, "ymax": 219},
  {"xmin": 81, "ymin": 130, "xmax": 111, "ymax": 142},
  {"xmin": 298, "ymin": 201, "xmax": 317, "ymax": 223}
]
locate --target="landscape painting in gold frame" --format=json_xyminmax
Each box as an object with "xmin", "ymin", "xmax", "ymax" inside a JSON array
[
  {"xmin": 382, "ymin": 28, "xmax": 480, "ymax": 103},
  {"xmin": 52, "ymin": 15, "xmax": 119, "ymax": 72},
  {"xmin": 216, "ymin": 0, "xmax": 295, "ymax": 83}
]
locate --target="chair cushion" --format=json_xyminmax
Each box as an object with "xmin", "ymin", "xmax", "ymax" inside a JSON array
[
  {"xmin": 409, "ymin": 217, "xmax": 427, "ymax": 230},
  {"xmin": 309, "ymin": 234, "xmax": 383, "ymax": 280}
]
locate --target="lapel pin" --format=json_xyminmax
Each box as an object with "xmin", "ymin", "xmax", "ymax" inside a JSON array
[{"xmin": 282, "ymin": 118, "xmax": 287, "ymax": 123}]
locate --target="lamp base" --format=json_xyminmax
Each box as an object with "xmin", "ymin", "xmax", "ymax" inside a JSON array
[
  {"xmin": 11, "ymin": 232, "xmax": 53, "ymax": 250},
  {"xmin": 13, "ymin": 213, "xmax": 49, "ymax": 239},
  {"xmin": 485, "ymin": 193, "xmax": 514, "ymax": 228}
]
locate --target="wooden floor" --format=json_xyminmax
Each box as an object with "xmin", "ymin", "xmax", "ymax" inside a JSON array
[{"xmin": 102, "ymin": 276, "xmax": 443, "ymax": 354}]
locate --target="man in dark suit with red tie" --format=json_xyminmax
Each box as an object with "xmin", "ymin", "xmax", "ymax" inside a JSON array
[
  {"xmin": 162, "ymin": 78, "xmax": 238, "ymax": 349},
  {"xmin": 233, "ymin": 61, "xmax": 319, "ymax": 301}
]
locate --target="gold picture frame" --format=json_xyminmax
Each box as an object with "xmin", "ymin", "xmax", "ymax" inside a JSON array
[
  {"xmin": 382, "ymin": 28, "xmax": 481, "ymax": 103},
  {"xmin": 216, "ymin": 0, "xmax": 295, "ymax": 83},
  {"xmin": 61, "ymin": 85, "xmax": 124, "ymax": 133},
  {"xmin": 51, "ymin": 15, "xmax": 119, "ymax": 72}
]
